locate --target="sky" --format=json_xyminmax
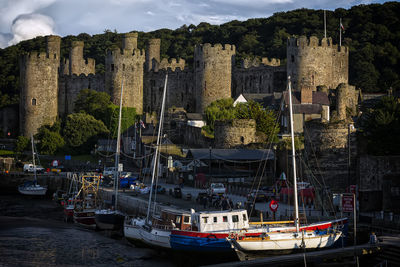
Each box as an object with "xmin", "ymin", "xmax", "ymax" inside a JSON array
[{"xmin": 0, "ymin": 0, "xmax": 393, "ymax": 48}]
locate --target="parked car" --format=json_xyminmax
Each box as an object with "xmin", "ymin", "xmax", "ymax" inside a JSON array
[
  {"xmin": 173, "ymin": 187, "xmax": 182, "ymax": 198},
  {"xmin": 23, "ymin": 164, "xmax": 45, "ymax": 173},
  {"xmin": 247, "ymin": 189, "xmax": 268, "ymax": 202},
  {"xmin": 103, "ymin": 167, "xmax": 117, "ymax": 177},
  {"xmin": 207, "ymin": 183, "xmax": 226, "ymax": 196}
]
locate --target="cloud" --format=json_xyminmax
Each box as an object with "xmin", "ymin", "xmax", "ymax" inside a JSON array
[{"xmin": 7, "ymin": 13, "xmax": 56, "ymax": 46}]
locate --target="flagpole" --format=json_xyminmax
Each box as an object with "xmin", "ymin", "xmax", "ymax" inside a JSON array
[
  {"xmin": 339, "ymin": 18, "xmax": 342, "ymax": 47},
  {"xmin": 324, "ymin": 10, "xmax": 326, "ymax": 39}
]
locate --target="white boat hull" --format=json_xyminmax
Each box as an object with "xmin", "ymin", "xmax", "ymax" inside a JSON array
[
  {"xmin": 18, "ymin": 185, "xmax": 47, "ymax": 196},
  {"xmin": 124, "ymin": 218, "xmax": 171, "ymax": 249},
  {"xmin": 230, "ymin": 231, "xmax": 341, "ymax": 251}
]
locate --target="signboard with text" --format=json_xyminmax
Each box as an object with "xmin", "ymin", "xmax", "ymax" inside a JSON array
[{"xmin": 342, "ymin": 193, "xmax": 354, "ymax": 212}]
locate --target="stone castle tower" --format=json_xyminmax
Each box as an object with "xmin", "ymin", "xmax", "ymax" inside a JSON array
[
  {"xmin": 105, "ymin": 32, "xmax": 145, "ymax": 114},
  {"xmin": 286, "ymin": 36, "xmax": 348, "ymax": 91},
  {"xmin": 194, "ymin": 43, "xmax": 236, "ymax": 113},
  {"xmin": 19, "ymin": 35, "xmax": 61, "ymax": 137},
  {"xmin": 145, "ymin": 38, "xmax": 161, "ymax": 72},
  {"xmin": 59, "ymin": 41, "xmax": 97, "ymax": 116},
  {"xmin": 62, "ymin": 41, "xmax": 95, "ymax": 76}
]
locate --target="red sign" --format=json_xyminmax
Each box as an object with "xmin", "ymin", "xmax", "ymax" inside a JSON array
[
  {"xmin": 349, "ymin": 185, "xmax": 357, "ymax": 194},
  {"xmin": 269, "ymin": 199, "xmax": 279, "ymax": 212},
  {"xmin": 342, "ymin": 194, "xmax": 354, "ymax": 212}
]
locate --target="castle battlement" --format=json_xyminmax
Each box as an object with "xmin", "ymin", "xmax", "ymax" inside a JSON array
[
  {"xmin": 262, "ymin": 57, "xmax": 280, "ymax": 66},
  {"xmin": 288, "ymin": 35, "xmax": 349, "ymax": 53},
  {"xmin": 195, "ymin": 43, "xmax": 236, "ymax": 56},
  {"xmin": 22, "ymin": 51, "xmax": 59, "ymax": 61},
  {"xmin": 71, "ymin": 41, "xmax": 84, "ymax": 47},
  {"xmin": 158, "ymin": 58, "xmax": 185, "ymax": 71},
  {"xmin": 107, "ymin": 48, "xmax": 145, "ymax": 59}
]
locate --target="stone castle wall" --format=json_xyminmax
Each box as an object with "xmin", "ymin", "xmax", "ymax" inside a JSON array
[
  {"xmin": 304, "ymin": 121, "xmax": 357, "ymax": 191},
  {"xmin": 336, "ymin": 83, "xmax": 358, "ymax": 120},
  {"xmin": 62, "ymin": 41, "xmax": 95, "ymax": 76},
  {"xmin": 59, "ymin": 74, "xmax": 105, "ymax": 116},
  {"xmin": 233, "ymin": 64, "xmax": 286, "ymax": 96},
  {"xmin": 194, "ymin": 43, "xmax": 236, "ymax": 113},
  {"xmin": 214, "ymin": 119, "xmax": 256, "ymax": 148},
  {"xmin": 287, "ymin": 36, "xmax": 348, "ymax": 91},
  {"xmin": 19, "ymin": 35, "xmax": 61, "ymax": 137}
]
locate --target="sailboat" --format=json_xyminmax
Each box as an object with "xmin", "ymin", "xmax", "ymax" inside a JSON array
[
  {"xmin": 95, "ymin": 81, "xmax": 125, "ymax": 230},
  {"xmin": 73, "ymin": 174, "xmax": 101, "ymax": 229},
  {"xmin": 124, "ymin": 74, "xmax": 191, "ymax": 248},
  {"xmin": 227, "ymin": 77, "xmax": 342, "ymax": 255},
  {"xmin": 18, "ymin": 134, "xmax": 48, "ymax": 196}
]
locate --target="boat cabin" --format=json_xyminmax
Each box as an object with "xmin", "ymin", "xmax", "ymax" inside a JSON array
[
  {"xmin": 152, "ymin": 208, "xmax": 192, "ymax": 230},
  {"xmin": 191, "ymin": 209, "xmax": 249, "ymax": 232}
]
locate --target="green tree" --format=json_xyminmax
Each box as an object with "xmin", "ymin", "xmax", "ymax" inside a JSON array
[
  {"xmin": 361, "ymin": 96, "xmax": 400, "ymax": 155},
  {"xmin": 103, "ymin": 105, "xmax": 137, "ymax": 138},
  {"xmin": 36, "ymin": 127, "xmax": 65, "ymax": 155},
  {"xmin": 15, "ymin": 135, "xmax": 29, "ymax": 153},
  {"xmin": 203, "ymin": 98, "xmax": 236, "ymax": 135},
  {"xmin": 74, "ymin": 89, "xmax": 112, "ymax": 121},
  {"xmin": 235, "ymin": 101, "xmax": 280, "ymax": 142},
  {"xmin": 63, "ymin": 112, "xmax": 109, "ymax": 154}
]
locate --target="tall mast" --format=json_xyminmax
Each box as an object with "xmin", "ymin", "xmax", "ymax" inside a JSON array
[
  {"xmin": 288, "ymin": 76, "xmax": 300, "ymax": 232},
  {"xmin": 31, "ymin": 134, "xmax": 37, "ymax": 183},
  {"xmin": 324, "ymin": 10, "xmax": 327, "ymax": 39},
  {"xmin": 146, "ymin": 74, "xmax": 168, "ymax": 224},
  {"xmin": 114, "ymin": 80, "xmax": 124, "ymax": 210}
]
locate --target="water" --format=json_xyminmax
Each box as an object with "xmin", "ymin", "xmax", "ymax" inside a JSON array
[{"xmin": 0, "ymin": 195, "xmax": 174, "ymax": 266}]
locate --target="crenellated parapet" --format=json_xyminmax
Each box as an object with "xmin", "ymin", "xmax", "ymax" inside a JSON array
[
  {"xmin": 194, "ymin": 43, "xmax": 236, "ymax": 58},
  {"xmin": 61, "ymin": 41, "xmax": 95, "ymax": 76},
  {"xmin": 261, "ymin": 57, "xmax": 280, "ymax": 66},
  {"xmin": 158, "ymin": 58, "xmax": 185, "ymax": 71},
  {"xmin": 287, "ymin": 35, "xmax": 349, "ymax": 92}
]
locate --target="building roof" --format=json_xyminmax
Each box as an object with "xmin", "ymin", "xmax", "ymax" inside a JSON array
[
  {"xmin": 292, "ymin": 104, "xmax": 322, "ymax": 114},
  {"xmin": 282, "ymin": 91, "xmax": 329, "ymax": 106},
  {"xmin": 186, "ymin": 149, "xmax": 274, "ymax": 161},
  {"xmin": 241, "ymin": 93, "xmax": 282, "ymax": 109},
  {"xmin": 186, "ymin": 113, "xmax": 204, "ymax": 120}
]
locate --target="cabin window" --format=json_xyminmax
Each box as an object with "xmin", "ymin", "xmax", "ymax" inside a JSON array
[
  {"xmin": 223, "ymin": 216, "xmax": 228, "ymax": 222},
  {"xmin": 31, "ymin": 98, "xmax": 37, "ymax": 106},
  {"xmin": 213, "ymin": 217, "xmax": 218, "ymax": 223},
  {"xmin": 184, "ymin": 216, "xmax": 190, "ymax": 223},
  {"xmin": 202, "ymin": 217, "xmax": 208, "ymax": 223},
  {"xmin": 175, "ymin": 216, "xmax": 181, "ymax": 223},
  {"xmin": 243, "ymin": 214, "xmax": 247, "ymax": 221},
  {"xmin": 232, "ymin": 215, "xmax": 239, "ymax": 223}
]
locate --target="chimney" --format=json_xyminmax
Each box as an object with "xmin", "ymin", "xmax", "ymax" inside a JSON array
[{"xmin": 301, "ymin": 88, "xmax": 313, "ymax": 104}]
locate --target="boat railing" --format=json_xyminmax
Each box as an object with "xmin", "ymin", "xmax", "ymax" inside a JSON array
[{"xmin": 249, "ymin": 220, "xmax": 294, "ymax": 225}]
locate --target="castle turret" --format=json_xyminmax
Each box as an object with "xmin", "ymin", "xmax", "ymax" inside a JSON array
[
  {"xmin": 69, "ymin": 41, "xmax": 95, "ymax": 75},
  {"xmin": 122, "ymin": 32, "xmax": 138, "ymax": 51},
  {"xmin": 194, "ymin": 43, "xmax": 235, "ymax": 113},
  {"xmin": 287, "ymin": 36, "xmax": 348, "ymax": 91},
  {"xmin": 105, "ymin": 32, "xmax": 145, "ymax": 114},
  {"xmin": 145, "ymin": 38, "xmax": 160, "ymax": 71},
  {"xmin": 20, "ymin": 35, "xmax": 61, "ymax": 137}
]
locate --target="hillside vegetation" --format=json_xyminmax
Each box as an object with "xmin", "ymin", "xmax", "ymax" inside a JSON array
[{"xmin": 0, "ymin": 2, "xmax": 399, "ymax": 109}]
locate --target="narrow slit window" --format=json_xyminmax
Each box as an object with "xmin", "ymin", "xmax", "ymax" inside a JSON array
[{"xmin": 31, "ymin": 98, "xmax": 37, "ymax": 106}]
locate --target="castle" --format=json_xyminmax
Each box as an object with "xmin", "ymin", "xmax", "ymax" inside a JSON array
[{"xmin": 19, "ymin": 33, "xmax": 351, "ymax": 137}]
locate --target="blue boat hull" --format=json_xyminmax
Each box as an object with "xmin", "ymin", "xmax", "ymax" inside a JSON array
[{"xmin": 170, "ymin": 234, "xmax": 232, "ymax": 252}]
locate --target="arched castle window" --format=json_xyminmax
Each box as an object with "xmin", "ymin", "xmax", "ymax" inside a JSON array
[
  {"xmin": 204, "ymin": 81, "xmax": 207, "ymax": 91},
  {"xmin": 31, "ymin": 98, "xmax": 37, "ymax": 106},
  {"xmin": 240, "ymin": 136, "xmax": 244, "ymax": 143},
  {"xmin": 196, "ymin": 61, "xmax": 200, "ymax": 68},
  {"xmin": 111, "ymin": 64, "xmax": 115, "ymax": 71},
  {"xmin": 291, "ymin": 55, "xmax": 295, "ymax": 63},
  {"xmin": 311, "ymin": 75, "xmax": 315, "ymax": 85},
  {"xmin": 181, "ymin": 93, "xmax": 184, "ymax": 102},
  {"xmin": 122, "ymin": 64, "xmax": 125, "ymax": 71}
]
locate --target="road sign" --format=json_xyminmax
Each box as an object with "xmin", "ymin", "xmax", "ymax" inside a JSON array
[
  {"xmin": 269, "ymin": 199, "xmax": 279, "ymax": 212},
  {"xmin": 65, "ymin": 155, "xmax": 71, "ymax": 160},
  {"xmin": 342, "ymin": 193, "xmax": 354, "ymax": 212}
]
